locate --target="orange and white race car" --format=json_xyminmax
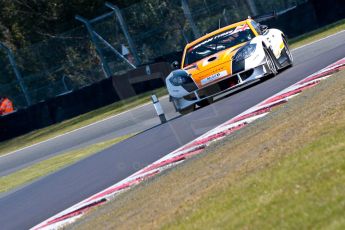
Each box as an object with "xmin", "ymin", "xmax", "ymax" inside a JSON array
[{"xmin": 166, "ymin": 18, "xmax": 293, "ymax": 114}]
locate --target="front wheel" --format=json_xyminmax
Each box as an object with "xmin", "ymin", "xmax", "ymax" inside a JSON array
[
  {"xmin": 179, "ymin": 105, "xmax": 195, "ymax": 115},
  {"xmin": 264, "ymin": 48, "xmax": 278, "ymax": 76},
  {"xmin": 196, "ymin": 97, "xmax": 213, "ymax": 107}
]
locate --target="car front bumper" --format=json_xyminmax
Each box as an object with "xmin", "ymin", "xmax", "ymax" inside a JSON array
[{"xmin": 171, "ymin": 63, "xmax": 270, "ymax": 111}]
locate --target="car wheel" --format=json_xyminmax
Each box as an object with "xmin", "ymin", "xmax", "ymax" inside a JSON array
[
  {"xmin": 179, "ymin": 105, "xmax": 195, "ymax": 115},
  {"xmin": 196, "ymin": 98, "xmax": 213, "ymax": 107},
  {"xmin": 264, "ymin": 48, "xmax": 278, "ymax": 76},
  {"xmin": 283, "ymin": 38, "xmax": 293, "ymax": 67}
]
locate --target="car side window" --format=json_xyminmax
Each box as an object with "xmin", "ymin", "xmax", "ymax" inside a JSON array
[{"xmin": 251, "ymin": 20, "xmax": 262, "ymax": 35}]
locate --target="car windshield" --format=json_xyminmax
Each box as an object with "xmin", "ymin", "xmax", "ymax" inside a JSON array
[{"xmin": 183, "ymin": 24, "xmax": 255, "ymax": 67}]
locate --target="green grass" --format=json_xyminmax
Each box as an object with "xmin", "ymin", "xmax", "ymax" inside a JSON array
[
  {"xmin": 160, "ymin": 71, "xmax": 345, "ymax": 229},
  {"xmin": 164, "ymin": 130, "xmax": 345, "ymax": 229},
  {"xmin": 0, "ymin": 134, "xmax": 133, "ymax": 194},
  {"xmin": 0, "ymin": 88, "xmax": 166, "ymax": 156},
  {"xmin": 290, "ymin": 18, "xmax": 345, "ymax": 49}
]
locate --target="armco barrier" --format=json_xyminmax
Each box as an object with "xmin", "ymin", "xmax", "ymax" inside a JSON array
[
  {"xmin": 0, "ymin": 62, "xmax": 171, "ymax": 142},
  {"xmin": 112, "ymin": 62, "xmax": 171, "ymax": 99},
  {"xmin": 32, "ymin": 58, "xmax": 345, "ymax": 230},
  {"xmin": 310, "ymin": 0, "xmax": 345, "ymax": 27},
  {"xmin": 259, "ymin": 0, "xmax": 345, "ymax": 38},
  {"xmin": 0, "ymin": 78, "xmax": 119, "ymax": 142}
]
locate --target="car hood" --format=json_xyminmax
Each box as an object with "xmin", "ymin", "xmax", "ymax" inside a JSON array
[
  {"xmin": 183, "ymin": 43, "xmax": 245, "ymax": 88},
  {"xmin": 183, "ymin": 43, "xmax": 246, "ymax": 88}
]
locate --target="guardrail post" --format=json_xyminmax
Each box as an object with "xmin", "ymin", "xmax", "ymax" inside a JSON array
[
  {"xmin": 75, "ymin": 15, "xmax": 112, "ymax": 78},
  {"xmin": 181, "ymin": 0, "xmax": 201, "ymax": 39},
  {"xmin": 0, "ymin": 42, "xmax": 31, "ymax": 106},
  {"xmin": 151, "ymin": 94, "xmax": 166, "ymax": 124},
  {"xmin": 105, "ymin": 2, "xmax": 141, "ymax": 66}
]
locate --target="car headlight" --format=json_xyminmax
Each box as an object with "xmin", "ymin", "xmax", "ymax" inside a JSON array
[
  {"xmin": 169, "ymin": 70, "xmax": 193, "ymax": 86},
  {"xmin": 233, "ymin": 44, "xmax": 256, "ymax": 62}
]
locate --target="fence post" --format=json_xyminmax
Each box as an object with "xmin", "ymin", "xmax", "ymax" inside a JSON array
[
  {"xmin": 246, "ymin": 0, "xmax": 259, "ymax": 16},
  {"xmin": 75, "ymin": 15, "xmax": 112, "ymax": 78},
  {"xmin": 0, "ymin": 42, "xmax": 31, "ymax": 106},
  {"xmin": 105, "ymin": 2, "xmax": 141, "ymax": 66},
  {"xmin": 92, "ymin": 32, "xmax": 136, "ymax": 69},
  {"xmin": 181, "ymin": 0, "xmax": 201, "ymax": 39}
]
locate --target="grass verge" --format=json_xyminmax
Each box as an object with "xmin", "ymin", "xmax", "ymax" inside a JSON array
[
  {"xmin": 70, "ymin": 70, "xmax": 345, "ymax": 229},
  {"xmin": 0, "ymin": 88, "xmax": 166, "ymax": 156},
  {"xmin": 1, "ymin": 19, "xmax": 345, "ymax": 157},
  {"xmin": 290, "ymin": 18, "xmax": 345, "ymax": 49},
  {"xmin": 0, "ymin": 134, "xmax": 132, "ymax": 194}
]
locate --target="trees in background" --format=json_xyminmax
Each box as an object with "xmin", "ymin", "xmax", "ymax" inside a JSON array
[
  {"xmin": 0, "ymin": 0, "xmax": 140, "ymax": 49},
  {"xmin": 0, "ymin": 0, "xmax": 307, "ymax": 50}
]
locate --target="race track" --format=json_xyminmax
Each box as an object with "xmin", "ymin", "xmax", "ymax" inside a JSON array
[
  {"xmin": 0, "ymin": 96, "xmax": 178, "ymax": 177},
  {"xmin": 1, "ymin": 30, "xmax": 345, "ymax": 229}
]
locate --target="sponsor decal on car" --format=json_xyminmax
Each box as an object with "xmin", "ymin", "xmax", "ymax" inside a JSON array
[
  {"xmin": 191, "ymin": 24, "xmax": 251, "ymax": 51},
  {"xmin": 201, "ymin": 70, "xmax": 228, "ymax": 85}
]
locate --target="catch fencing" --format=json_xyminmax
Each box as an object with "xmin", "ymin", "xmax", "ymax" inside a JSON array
[{"xmin": 0, "ymin": 0, "xmax": 309, "ymax": 109}]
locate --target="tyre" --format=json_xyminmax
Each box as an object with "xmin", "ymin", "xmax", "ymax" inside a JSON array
[
  {"xmin": 264, "ymin": 48, "xmax": 278, "ymax": 76},
  {"xmin": 179, "ymin": 105, "xmax": 195, "ymax": 115},
  {"xmin": 283, "ymin": 38, "xmax": 293, "ymax": 67},
  {"xmin": 196, "ymin": 98, "xmax": 213, "ymax": 107}
]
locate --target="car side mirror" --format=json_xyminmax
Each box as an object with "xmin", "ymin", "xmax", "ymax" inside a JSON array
[
  {"xmin": 259, "ymin": 25, "xmax": 268, "ymax": 34},
  {"xmin": 171, "ymin": 61, "xmax": 179, "ymax": 70}
]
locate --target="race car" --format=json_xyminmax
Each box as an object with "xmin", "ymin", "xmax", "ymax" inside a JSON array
[{"xmin": 166, "ymin": 18, "xmax": 293, "ymax": 114}]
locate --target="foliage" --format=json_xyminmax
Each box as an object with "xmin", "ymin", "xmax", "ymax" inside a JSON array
[
  {"xmin": 0, "ymin": 0, "xmax": 140, "ymax": 49},
  {"xmin": 0, "ymin": 0, "xmax": 306, "ymax": 50}
]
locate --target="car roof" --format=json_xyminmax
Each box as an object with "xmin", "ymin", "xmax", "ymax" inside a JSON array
[{"xmin": 185, "ymin": 19, "xmax": 252, "ymax": 50}]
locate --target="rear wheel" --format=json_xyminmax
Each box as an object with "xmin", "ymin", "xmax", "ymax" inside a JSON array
[{"xmin": 283, "ymin": 38, "xmax": 293, "ymax": 67}]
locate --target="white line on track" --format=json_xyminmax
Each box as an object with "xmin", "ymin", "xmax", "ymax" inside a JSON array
[
  {"xmin": 2, "ymin": 29, "xmax": 345, "ymax": 159},
  {"xmin": 0, "ymin": 95, "xmax": 169, "ymax": 159},
  {"xmin": 292, "ymin": 29, "xmax": 345, "ymax": 51}
]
